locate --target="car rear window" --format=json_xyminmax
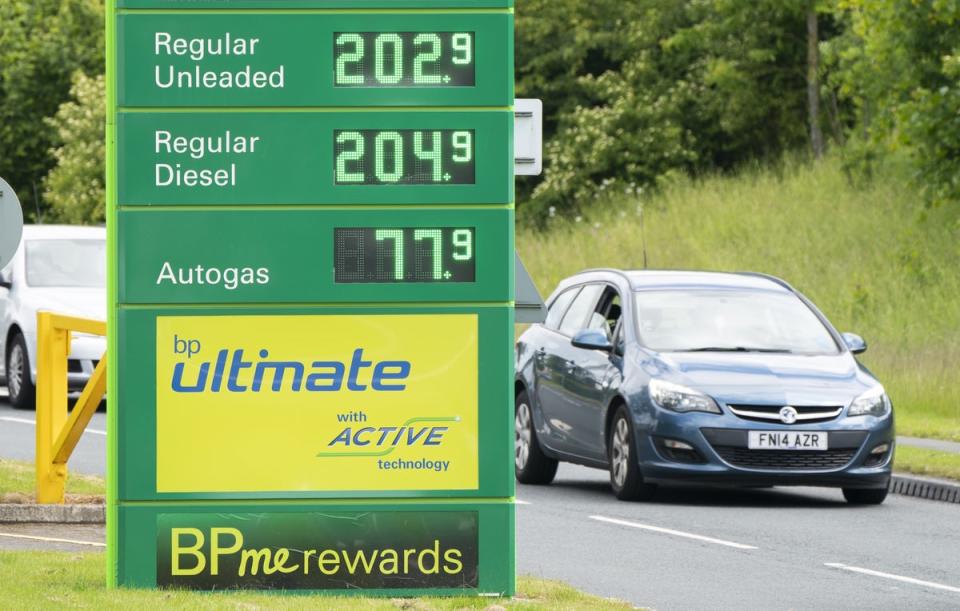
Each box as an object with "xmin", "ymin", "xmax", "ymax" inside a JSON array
[{"xmin": 25, "ymin": 239, "xmax": 106, "ymax": 288}]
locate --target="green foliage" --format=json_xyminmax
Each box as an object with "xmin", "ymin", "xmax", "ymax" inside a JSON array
[
  {"xmin": 515, "ymin": 0, "xmax": 960, "ymax": 216},
  {"xmin": 0, "ymin": 0, "xmax": 104, "ymax": 220},
  {"xmin": 519, "ymin": 0, "xmax": 813, "ymax": 219},
  {"xmin": 44, "ymin": 72, "xmax": 106, "ymax": 225},
  {"xmin": 820, "ymin": 0, "xmax": 960, "ymax": 205}
]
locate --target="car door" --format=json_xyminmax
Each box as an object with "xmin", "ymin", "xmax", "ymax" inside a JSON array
[
  {"xmin": 560, "ymin": 286, "xmax": 625, "ymax": 461},
  {"xmin": 0, "ymin": 263, "xmax": 13, "ymax": 374},
  {"xmin": 539, "ymin": 284, "xmax": 604, "ymax": 456},
  {"xmin": 530, "ymin": 286, "xmax": 581, "ymax": 450}
]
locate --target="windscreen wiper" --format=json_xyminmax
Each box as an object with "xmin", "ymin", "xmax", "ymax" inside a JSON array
[{"xmin": 684, "ymin": 346, "xmax": 795, "ymax": 353}]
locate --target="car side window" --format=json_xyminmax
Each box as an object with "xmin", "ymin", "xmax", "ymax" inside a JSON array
[
  {"xmin": 612, "ymin": 317, "xmax": 625, "ymax": 356},
  {"xmin": 544, "ymin": 287, "xmax": 581, "ymax": 331},
  {"xmin": 587, "ymin": 286, "xmax": 623, "ymax": 340},
  {"xmin": 558, "ymin": 284, "xmax": 603, "ymax": 337}
]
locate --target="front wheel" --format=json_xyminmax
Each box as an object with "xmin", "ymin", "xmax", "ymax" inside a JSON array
[
  {"xmin": 843, "ymin": 486, "xmax": 888, "ymax": 505},
  {"xmin": 609, "ymin": 406, "xmax": 656, "ymax": 501},
  {"xmin": 515, "ymin": 390, "xmax": 558, "ymax": 485},
  {"xmin": 6, "ymin": 332, "xmax": 36, "ymax": 410}
]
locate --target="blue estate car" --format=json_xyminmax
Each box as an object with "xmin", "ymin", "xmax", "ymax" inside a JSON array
[{"xmin": 514, "ymin": 270, "xmax": 894, "ymax": 504}]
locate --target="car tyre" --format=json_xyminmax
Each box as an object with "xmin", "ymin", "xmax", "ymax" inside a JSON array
[
  {"xmin": 609, "ymin": 406, "xmax": 657, "ymax": 501},
  {"xmin": 6, "ymin": 332, "xmax": 36, "ymax": 410},
  {"xmin": 515, "ymin": 390, "xmax": 558, "ymax": 485},
  {"xmin": 842, "ymin": 486, "xmax": 888, "ymax": 505}
]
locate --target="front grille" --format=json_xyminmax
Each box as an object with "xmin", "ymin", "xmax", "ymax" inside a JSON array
[
  {"xmin": 713, "ymin": 446, "xmax": 856, "ymax": 471},
  {"xmin": 727, "ymin": 404, "xmax": 843, "ymax": 424}
]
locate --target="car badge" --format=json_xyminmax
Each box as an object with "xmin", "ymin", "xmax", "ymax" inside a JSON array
[{"xmin": 779, "ymin": 406, "xmax": 798, "ymax": 424}]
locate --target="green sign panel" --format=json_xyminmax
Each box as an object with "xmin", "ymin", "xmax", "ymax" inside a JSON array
[
  {"xmin": 118, "ymin": 112, "xmax": 511, "ymax": 204},
  {"xmin": 118, "ymin": 208, "xmax": 513, "ymax": 303},
  {"xmin": 107, "ymin": 0, "xmax": 515, "ymax": 596},
  {"xmin": 118, "ymin": 13, "xmax": 512, "ymax": 106}
]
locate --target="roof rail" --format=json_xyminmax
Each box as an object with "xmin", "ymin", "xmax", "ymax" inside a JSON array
[
  {"xmin": 577, "ymin": 268, "xmax": 632, "ymax": 282},
  {"xmin": 734, "ymin": 271, "xmax": 796, "ymax": 292}
]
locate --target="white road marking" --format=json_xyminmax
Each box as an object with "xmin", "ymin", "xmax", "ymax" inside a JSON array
[
  {"xmin": 515, "ymin": 499, "xmax": 531, "ymax": 505},
  {"xmin": 0, "ymin": 532, "xmax": 105, "ymax": 548},
  {"xmin": 590, "ymin": 515, "xmax": 758, "ymax": 550},
  {"xmin": 825, "ymin": 563, "xmax": 960, "ymax": 594},
  {"xmin": 0, "ymin": 416, "xmax": 106, "ymax": 436}
]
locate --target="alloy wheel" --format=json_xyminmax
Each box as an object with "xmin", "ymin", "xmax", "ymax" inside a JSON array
[
  {"xmin": 611, "ymin": 417, "xmax": 630, "ymax": 487},
  {"xmin": 7, "ymin": 344, "xmax": 23, "ymax": 399},
  {"xmin": 515, "ymin": 401, "xmax": 532, "ymax": 470}
]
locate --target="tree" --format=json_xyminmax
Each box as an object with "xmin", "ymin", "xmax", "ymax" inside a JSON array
[
  {"xmin": 44, "ymin": 72, "xmax": 105, "ymax": 225},
  {"xmin": 807, "ymin": 0, "xmax": 825, "ymax": 158},
  {"xmin": 525, "ymin": 0, "xmax": 814, "ymax": 218},
  {"xmin": 823, "ymin": 0, "xmax": 960, "ymax": 206},
  {"xmin": 0, "ymin": 0, "xmax": 104, "ymax": 220}
]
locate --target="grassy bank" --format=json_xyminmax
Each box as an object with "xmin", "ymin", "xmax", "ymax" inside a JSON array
[
  {"xmin": 895, "ymin": 446, "xmax": 960, "ymax": 481},
  {"xmin": 0, "ymin": 552, "xmax": 629, "ymax": 610},
  {"xmin": 518, "ymin": 156, "xmax": 960, "ymax": 441},
  {"xmin": 0, "ymin": 459, "xmax": 104, "ymax": 502}
]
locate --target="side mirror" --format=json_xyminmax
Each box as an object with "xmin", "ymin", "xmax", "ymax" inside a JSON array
[
  {"xmin": 571, "ymin": 329, "xmax": 613, "ymax": 352},
  {"xmin": 0, "ymin": 280, "xmax": 9, "ymax": 290},
  {"xmin": 0, "ymin": 270, "xmax": 10, "ymax": 290},
  {"xmin": 842, "ymin": 332, "xmax": 867, "ymax": 354}
]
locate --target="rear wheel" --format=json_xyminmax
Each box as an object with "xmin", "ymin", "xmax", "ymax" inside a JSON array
[
  {"xmin": 515, "ymin": 390, "xmax": 558, "ymax": 485},
  {"xmin": 843, "ymin": 486, "xmax": 888, "ymax": 505},
  {"xmin": 609, "ymin": 406, "xmax": 657, "ymax": 501},
  {"xmin": 6, "ymin": 332, "xmax": 36, "ymax": 410}
]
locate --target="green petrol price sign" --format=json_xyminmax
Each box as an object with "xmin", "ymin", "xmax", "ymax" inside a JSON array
[{"xmin": 107, "ymin": 0, "xmax": 515, "ymax": 595}]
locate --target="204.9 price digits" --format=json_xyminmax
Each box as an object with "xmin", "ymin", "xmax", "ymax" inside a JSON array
[{"xmin": 334, "ymin": 129, "xmax": 474, "ymax": 185}]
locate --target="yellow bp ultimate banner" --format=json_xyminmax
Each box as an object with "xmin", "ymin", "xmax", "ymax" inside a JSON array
[{"xmin": 155, "ymin": 314, "xmax": 478, "ymax": 493}]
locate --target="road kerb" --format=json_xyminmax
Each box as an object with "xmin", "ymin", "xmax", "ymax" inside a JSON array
[
  {"xmin": 890, "ymin": 473, "xmax": 960, "ymax": 504},
  {"xmin": 0, "ymin": 473, "xmax": 953, "ymax": 527},
  {"xmin": 0, "ymin": 503, "xmax": 105, "ymax": 524}
]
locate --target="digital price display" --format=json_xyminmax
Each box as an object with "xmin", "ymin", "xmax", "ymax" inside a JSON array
[
  {"xmin": 335, "ymin": 227, "xmax": 475, "ymax": 283},
  {"xmin": 334, "ymin": 129, "xmax": 475, "ymax": 185},
  {"xmin": 334, "ymin": 32, "xmax": 475, "ymax": 87}
]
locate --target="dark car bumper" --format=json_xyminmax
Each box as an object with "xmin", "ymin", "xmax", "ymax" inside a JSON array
[{"xmin": 634, "ymin": 408, "xmax": 894, "ymax": 490}]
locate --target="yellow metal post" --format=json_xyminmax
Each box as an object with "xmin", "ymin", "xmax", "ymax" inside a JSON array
[
  {"xmin": 53, "ymin": 356, "xmax": 107, "ymax": 464},
  {"xmin": 34, "ymin": 312, "xmax": 107, "ymax": 504},
  {"xmin": 36, "ymin": 312, "xmax": 70, "ymax": 503}
]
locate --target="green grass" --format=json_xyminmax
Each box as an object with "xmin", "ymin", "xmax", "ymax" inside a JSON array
[
  {"xmin": 0, "ymin": 459, "xmax": 105, "ymax": 500},
  {"xmin": 895, "ymin": 446, "xmax": 960, "ymax": 481},
  {"xmin": 0, "ymin": 552, "xmax": 629, "ymax": 610},
  {"xmin": 518, "ymin": 155, "xmax": 960, "ymax": 441}
]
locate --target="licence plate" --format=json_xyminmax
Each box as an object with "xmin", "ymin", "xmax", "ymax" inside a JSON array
[{"xmin": 747, "ymin": 431, "xmax": 828, "ymax": 451}]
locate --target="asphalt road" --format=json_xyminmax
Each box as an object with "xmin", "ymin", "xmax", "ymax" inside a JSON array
[
  {"xmin": 0, "ymin": 391, "xmax": 106, "ymax": 476},
  {"xmin": 2, "ymin": 390, "xmax": 959, "ymax": 609},
  {"xmin": 518, "ymin": 463, "xmax": 960, "ymax": 610}
]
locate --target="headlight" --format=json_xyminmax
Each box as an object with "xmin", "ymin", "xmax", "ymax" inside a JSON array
[
  {"xmin": 649, "ymin": 379, "xmax": 721, "ymax": 414},
  {"xmin": 848, "ymin": 386, "xmax": 891, "ymax": 418}
]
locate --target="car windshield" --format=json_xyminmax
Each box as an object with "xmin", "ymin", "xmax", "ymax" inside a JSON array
[
  {"xmin": 634, "ymin": 289, "xmax": 839, "ymax": 355},
  {"xmin": 25, "ymin": 239, "xmax": 106, "ymax": 288}
]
